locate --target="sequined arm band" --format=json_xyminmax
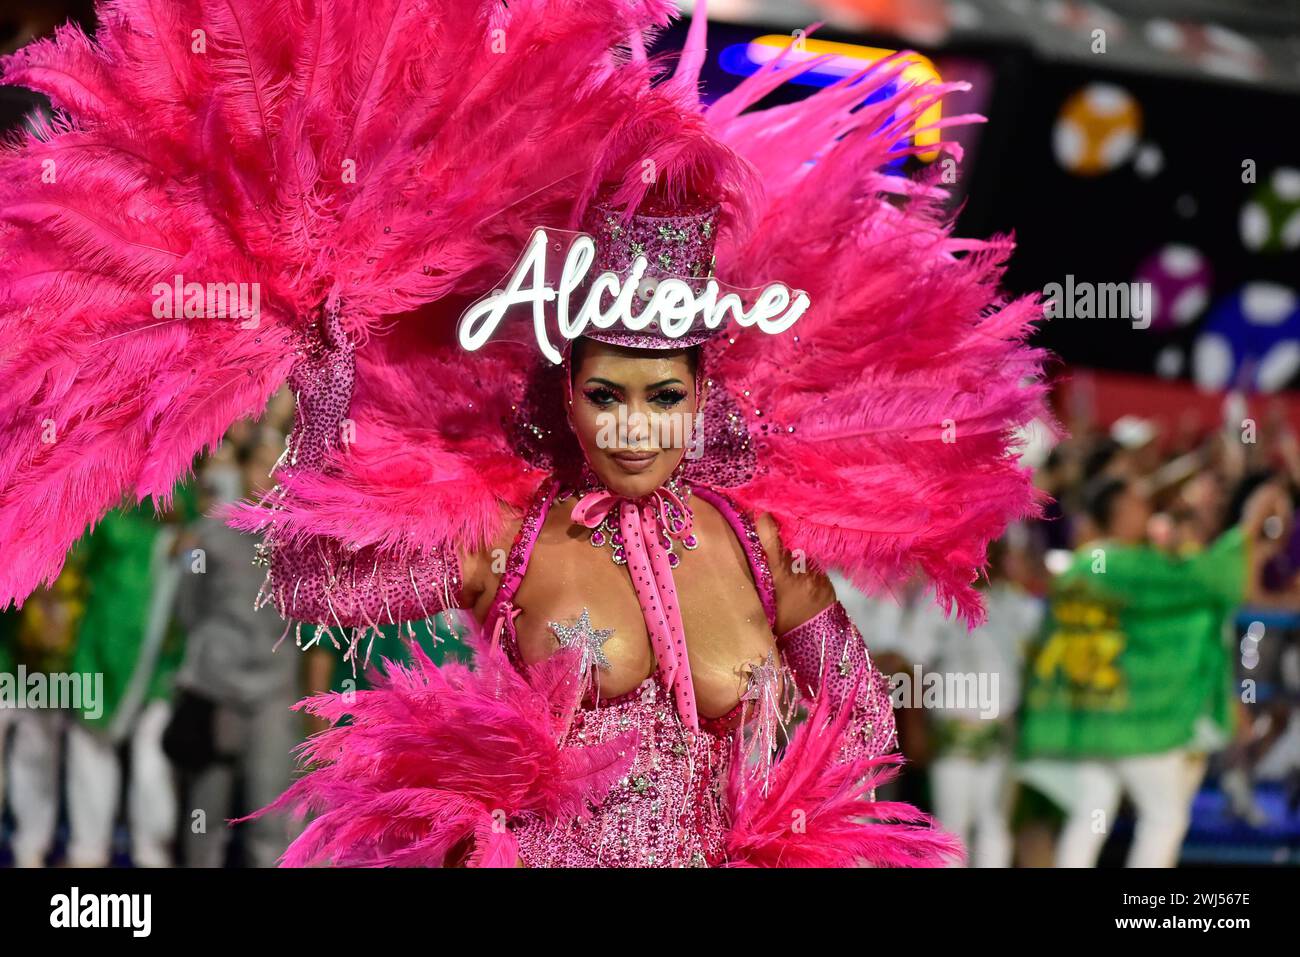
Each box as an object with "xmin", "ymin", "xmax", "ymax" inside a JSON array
[
  {"xmin": 777, "ymin": 601, "xmax": 897, "ymax": 763},
  {"xmin": 258, "ymin": 536, "xmax": 464, "ymax": 633},
  {"xmin": 251, "ymin": 301, "xmax": 464, "ymax": 636}
]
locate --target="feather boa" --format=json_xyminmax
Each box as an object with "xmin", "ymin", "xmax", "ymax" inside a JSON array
[{"xmin": 249, "ymin": 634, "xmax": 636, "ymax": 867}]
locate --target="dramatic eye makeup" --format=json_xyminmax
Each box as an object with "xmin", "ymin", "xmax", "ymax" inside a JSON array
[
  {"xmin": 581, "ymin": 385, "xmax": 620, "ymax": 407},
  {"xmin": 645, "ymin": 377, "xmax": 687, "ymax": 409},
  {"xmin": 582, "ymin": 376, "xmax": 689, "ymax": 410},
  {"xmin": 649, "ymin": 388, "xmax": 688, "ymax": 408}
]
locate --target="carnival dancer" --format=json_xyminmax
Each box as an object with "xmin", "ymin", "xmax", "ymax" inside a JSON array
[{"xmin": 0, "ymin": 0, "xmax": 1047, "ymax": 866}]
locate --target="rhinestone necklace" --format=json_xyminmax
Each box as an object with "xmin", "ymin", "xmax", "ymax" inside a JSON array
[{"xmin": 571, "ymin": 476, "xmax": 699, "ymax": 568}]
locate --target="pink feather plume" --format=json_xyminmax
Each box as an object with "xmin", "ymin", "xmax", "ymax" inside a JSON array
[
  {"xmin": 1, "ymin": 0, "xmax": 1049, "ymax": 637},
  {"xmin": 725, "ymin": 677, "xmax": 964, "ymax": 868},
  {"xmin": 699, "ymin": 42, "xmax": 1051, "ymax": 625},
  {"xmin": 247, "ymin": 632, "xmax": 636, "ymax": 867}
]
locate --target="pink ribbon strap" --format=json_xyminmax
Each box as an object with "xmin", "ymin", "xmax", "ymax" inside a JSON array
[
  {"xmin": 571, "ymin": 486, "xmax": 699, "ymax": 731},
  {"xmin": 490, "ymin": 602, "xmax": 522, "ymax": 654}
]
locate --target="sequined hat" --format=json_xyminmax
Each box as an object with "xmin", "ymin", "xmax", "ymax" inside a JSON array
[{"xmin": 579, "ymin": 198, "xmax": 721, "ymax": 350}]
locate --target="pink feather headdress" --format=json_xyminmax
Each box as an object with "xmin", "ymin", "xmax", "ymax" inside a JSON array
[
  {"xmin": 233, "ymin": 11, "xmax": 1049, "ymax": 630},
  {"xmin": 0, "ymin": 0, "xmax": 1048, "ymax": 631}
]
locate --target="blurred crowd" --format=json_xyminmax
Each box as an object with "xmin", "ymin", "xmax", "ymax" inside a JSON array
[
  {"xmin": 836, "ymin": 397, "xmax": 1300, "ymax": 867},
  {"xmin": 3, "ymin": 391, "xmax": 1299, "ymax": 866},
  {"xmin": 0, "ymin": 389, "xmax": 463, "ymax": 868},
  {"xmin": 0, "ymin": 389, "xmax": 294, "ymax": 866}
]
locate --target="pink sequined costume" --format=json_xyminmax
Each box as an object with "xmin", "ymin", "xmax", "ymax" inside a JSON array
[
  {"xmin": 0, "ymin": 0, "xmax": 1049, "ymax": 866},
  {"xmin": 262, "ymin": 473, "xmax": 939, "ymax": 869}
]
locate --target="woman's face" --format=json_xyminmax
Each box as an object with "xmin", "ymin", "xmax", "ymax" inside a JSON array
[{"xmin": 569, "ymin": 340, "xmax": 701, "ymax": 498}]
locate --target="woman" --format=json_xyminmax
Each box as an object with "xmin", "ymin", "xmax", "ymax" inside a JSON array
[
  {"xmin": 472, "ymin": 342, "xmax": 897, "ymax": 865},
  {"xmin": 0, "ymin": 0, "xmax": 1046, "ymax": 866},
  {"xmin": 251, "ymin": 197, "xmax": 937, "ymax": 867}
]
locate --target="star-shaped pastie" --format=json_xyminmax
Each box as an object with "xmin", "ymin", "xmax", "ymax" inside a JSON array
[
  {"xmin": 548, "ymin": 608, "xmax": 615, "ymax": 675},
  {"xmin": 741, "ymin": 650, "xmax": 782, "ymax": 703}
]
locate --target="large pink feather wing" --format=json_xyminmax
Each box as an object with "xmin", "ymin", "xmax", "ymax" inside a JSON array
[
  {"xmin": 0, "ymin": 0, "xmax": 678, "ymax": 608},
  {"xmin": 702, "ymin": 49, "xmax": 1051, "ymax": 624}
]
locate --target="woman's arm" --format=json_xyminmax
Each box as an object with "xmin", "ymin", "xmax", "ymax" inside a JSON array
[
  {"xmin": 262, "ymin": 537, "xmax": 465, "ymax": 627},
  {"xmin": 260, "ymin": 502, "xmax": 521, "ymax": 630},
  {"xmin": 755, "ymin": 514, "xmax": 897, "ymax": 763}
]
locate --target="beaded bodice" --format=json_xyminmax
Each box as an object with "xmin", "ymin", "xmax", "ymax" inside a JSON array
[
  {"xmin": 484, "ymin": 476, "xmax": 776, "ymax": 866},
  {"xmin": 482, "ymin": 476, "xmax": 898, "ymax": 867},
  {"xmin": 512, "ymin": 671, "xmax": 734, "ymax": 867}
]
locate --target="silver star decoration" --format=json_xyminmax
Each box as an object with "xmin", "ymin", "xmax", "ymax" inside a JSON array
[
  {"xmin": 548, "ymin": 608, "xmax": 615, "ymax": 674},
  {"xmin": 741, "ymin": 651, "xmax": 781, "ymax": 703}
]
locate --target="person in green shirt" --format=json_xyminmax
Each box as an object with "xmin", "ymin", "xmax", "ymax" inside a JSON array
[
  {"xmin": 64, "ymin": 488, "xmax": 196, "ymax": 868},
  {"xmin": 1020, "ymin": 473, "xmax": 1287, "ymax": 867}
]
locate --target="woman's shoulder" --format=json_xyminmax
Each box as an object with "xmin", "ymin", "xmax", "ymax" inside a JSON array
[
  {"xmin": 685, "ymin": 490, "xmax": 834, "ymax": 632},
  {"xmin": 460, "ymin": 486, "xmax": 551, "ymax": 611},
  {"xmin": 686, "ymin": 484, "xmax": 770, "ymax": 546},
  {"xmin": 747, "ymin": 509, "xmax": 836, "ymax": 634}
]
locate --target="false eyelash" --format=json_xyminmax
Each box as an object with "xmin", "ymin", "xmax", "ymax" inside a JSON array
[{"xmin": 651, "ymin": 389, "xmax": 688, "ymax": 407}]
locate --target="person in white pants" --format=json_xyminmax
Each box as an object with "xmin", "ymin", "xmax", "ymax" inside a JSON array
[
  {"xmin": 3, "ymin": 577, "xmax": 86, "ymax": 867},
  {"xmin": 1055, "ymin": 749, "xmax": 1209, "ymax": 868},
  {"xmin": 6, "ymin": 709, "xmax": 64, "ymax": 868},
  {"xmin": 931, "ymin": 753, "xmax": 1016, "ymax": 867},
  {"xmin": 1021, "ymin": 476, "xmax": 1284, "ymax": 868},
  {"xmin": 64, "ymin": 699, "xmax": 176, "ymax": 867},
  {"xmin": 928, "ymin": 541, "xmax": 1043, "ymax": 868}
]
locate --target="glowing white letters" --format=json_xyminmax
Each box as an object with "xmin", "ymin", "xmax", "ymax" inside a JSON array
[{"xmin": 458, "ymin": 228, "xmax": 810, "ymax": 364}]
